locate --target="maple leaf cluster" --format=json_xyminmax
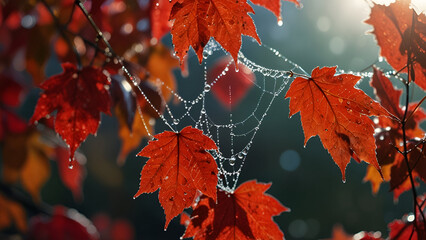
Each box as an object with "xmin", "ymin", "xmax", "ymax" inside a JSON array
[
  {"xmin": 0, "ymin": 0, "xmax": 171, "ymax": 235},
  {"xmin": 0, "ymin": 0, "xmax": 425, "ymax": 239},
  {"xmin": 0, "ymin": 0, "xmax": 299, "ymax": 237}
]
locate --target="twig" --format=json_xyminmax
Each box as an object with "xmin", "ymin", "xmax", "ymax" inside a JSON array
[
  {"xmin": 400, "ymin": 10, "xmax": 426, "ymax": 239},
  {"xmin": 40, "ymin": 0, "xmax": 82, "ymax": 69},
  {"xmin": 74, "ymin": 0, "xmax": 176, "ymax": 132},
  {"xmin": 0, "ymin": 181, "xmax": 52, "ymax": 216}
]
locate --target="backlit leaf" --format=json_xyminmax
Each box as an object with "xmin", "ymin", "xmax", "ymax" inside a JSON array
[
  {"xmin": 285, "ymin": 66, "xmax": 389, "ymax": 180},
  {"xmin": 182, "ymin": 180, "xmax": 289, "ymax": 240},
  {"xmin": 30, "ymin": 63, "xmax": 111, "ymax": 161},
  {"xmin": 134, "ymin": 126, "xmax": 218, "ymax": 229},
  {"xmin": 170, "ymin": 0, "xmax": 260, "ymax": 64}
]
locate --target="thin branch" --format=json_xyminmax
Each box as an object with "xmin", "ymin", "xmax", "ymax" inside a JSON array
[
  {"xmin": 74, "ymin": 0, "xmax": 176, "ymax": 132},
  {"xmin": 40, "ymin": 0, "xmax": 82, "ymax": 69},
  {"xmin": 400, "ymin": 9, "xmax": 426, "ymax": 238},
  {"xmin": 0, "ymin": 181, "xmax": 52, "ymax": 216},
  {"xmin": 405, "ymin": 95, "xmax": 426, "ymax": 123}
]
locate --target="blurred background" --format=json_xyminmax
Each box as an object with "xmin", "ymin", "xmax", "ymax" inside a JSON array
[{"xmin": 2, "ymin": 0, "xmax": 426, "ymax": 239}]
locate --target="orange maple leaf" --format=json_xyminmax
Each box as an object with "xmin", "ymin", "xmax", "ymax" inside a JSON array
[
  {"xmin": 2, "ymin": 131, "xmax": 51, "ymax": 202},
  {"xmin": 182, "ymin": 180, "xmax": 289, "ymax": 240},
  {"xmin": 169, "ymin": 0, "xmax": 260, "ymax": 64},
  {"xmin": 134, "ymin": 126, "xmax": 218, "ymax": 229},
  {"xmin": 285, "ymin": 66, "xmax": 389, "ymax": 180},
  {"xmin": 0, "ymin": 194, "xmax": 27, "ymax": 232}
]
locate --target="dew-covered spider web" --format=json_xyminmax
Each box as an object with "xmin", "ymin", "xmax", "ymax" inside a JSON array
[
  {"xmin": 119, "ymin": 37, "xmax": 404, "ymax": 192},
  {"xmin": 123, "ymin": 39, "xmax": 308, "ymax": 192},
  {"xmin": 120, "ymin": 39, "xmax": 305, "ymax": 192}
]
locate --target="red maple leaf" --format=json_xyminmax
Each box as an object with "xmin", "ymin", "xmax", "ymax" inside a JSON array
[
  {"xmin": 366, "ymin": 0, "xmax": 426, "ymax": 90},
  {"xmin": 207, "ymin": 57, "xmax": 255, "ymax": 110},
  {"xmin": 169, "ymin": 0, "xmax": 260, "ymax": 64},
  {"xmin": 182, "ymin": 180, "xmax": 289, "ymax": 240},
  {"xmin": 285, "ymin": 66, "xmax": 389, "ymax": 180},
  {"xmin": 30, "ymin": 63, "xmax": 111, "ymax": 161},
  {"xmin": 134, "ymin": 126, "xmax": 218, "ymax": 229}
]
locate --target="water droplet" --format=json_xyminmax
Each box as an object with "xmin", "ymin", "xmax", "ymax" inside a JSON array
[
  {"xmin": 277, "ymin": 19, "xmax": 283, "ymax": 27},
  {"xmin": 68, "ymin": 158, "xmax": 74, "ymax": 169},
  {"xmin": 238, "ymin": 152, "xmax": 243, "ymax": 159},
  {"xmin": 203, "ymin": 51, "xmax": 209, "ymax": 59},
  {"xmin": 242, "ymin": 148, "xmax": 248, "ymax": 155},
  {"xmin": 204, "ymin": 84, "xmax": 211, "ymax": 92},
  {"xmin": 173, "ymin": 119, "xmax": 179, "ymax": 125},
  {"xmin": 201, "ymin": 108, "xmax": 206, "ymax": 114},
  {"xmin": 229, "ymin": 157, "xmax": 236, "ymax": 166}
]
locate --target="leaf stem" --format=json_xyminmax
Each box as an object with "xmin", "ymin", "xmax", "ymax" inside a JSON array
[
  {"xmin": 399, "ymin": 10, "xmax": 426, "ymax": 239},
  {"xmin": 40, "ymin": 0, "xmax": 82, "ymax": 69},
  {"xmin": 0, "ymin": 181, "xmax": 52, "ymax": 216}
]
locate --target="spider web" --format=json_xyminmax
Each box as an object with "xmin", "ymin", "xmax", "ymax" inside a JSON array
[{"xmin": 126, "ymin": 39, "xmax": 307, "ymax": 192}]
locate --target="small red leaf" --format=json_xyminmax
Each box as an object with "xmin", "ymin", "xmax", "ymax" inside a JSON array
[
  {"xmin": 207, "ymin": 57, "xmax": 255, "ymax": 109},
  {"xmin": 30, "ymin": 63, "xmax": 111, "ymax": 161},
  {"xmin": 370, "ymin": 67, "xmax": 403, "ymax": 119},
  {"xmin": 134, "ymin": 126, "xmax": 218, "ymax": 229},
  {"xmin": 182, "ymin": 180, "xmax": 289, "ymax": 240}
]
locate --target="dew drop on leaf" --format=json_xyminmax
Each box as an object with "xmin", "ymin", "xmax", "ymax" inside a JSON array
[{"xmin": 68, "ymin": 158, "xmax": 74, "ymax": 169}]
